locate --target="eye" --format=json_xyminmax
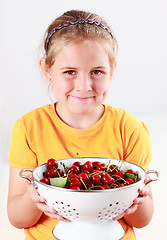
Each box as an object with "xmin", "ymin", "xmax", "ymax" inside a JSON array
[
  {"xmin": 91, "ymin": 70, "xmax": 102, "ymax": 76},
  {"xmin": 64, "ymin": 70, "xmax": 76, "ymax": 75}
]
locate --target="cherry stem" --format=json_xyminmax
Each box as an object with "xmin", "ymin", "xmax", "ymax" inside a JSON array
[
  {"xmin": 79, "ymin": 178, "xmax": 87, "ymax": 190},
  {"xmin": 76, "ymin": 152, "xmax": 85, "ymax": 164},
  {"xmin": 120, "ymin": 159, "xmax": 128, "ymax": 170},
  {"xmin": 53, "ymin": 166, "xmax": 61, "ymax": 177},
  {"xmin": 60, "ymin": 162, "xmax": 68, "ymax": 174},
  {"xmin": 89, "ymin": 170, "xmax": 105, "ymax": 177},
  {"xmin": 111, "ymin": 176, "xmax": 127, "ymax": 185}
]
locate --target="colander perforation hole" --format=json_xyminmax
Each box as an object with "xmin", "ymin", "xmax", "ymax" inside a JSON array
[
  {"xmin": 97, "ymin": 201, "xmax": 126, "ymax": 221},
  {"xmin": 52, "ymin": 201, "xmax": 79, "ymax": 220}
]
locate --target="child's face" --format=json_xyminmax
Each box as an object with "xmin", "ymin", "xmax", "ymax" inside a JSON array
[{"xmin": 45, "ymin": 40, "xmax": 114, "ymax": 115}]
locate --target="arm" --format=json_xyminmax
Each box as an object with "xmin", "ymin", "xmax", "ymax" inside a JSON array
[
  {"xmin": 7, "ymin": 167, "xmax": 65, "ymax": 229},
  {"xmin": 116, "ymin": 119, "xmax": 154, "ymax": 227}
]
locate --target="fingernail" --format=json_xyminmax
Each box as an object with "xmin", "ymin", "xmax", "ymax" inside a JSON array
[
  {"xmin": 50, "ymin": 209, "xmax": 56, "ymax": 214},
  {"xmin": 39, "ymin": 196, "xmax": 46, "ymax": 202}
]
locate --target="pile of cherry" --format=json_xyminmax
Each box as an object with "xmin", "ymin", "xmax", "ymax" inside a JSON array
[{"xmin": 40, "ymin": 158, "xmax": 138, "ymax": 190}]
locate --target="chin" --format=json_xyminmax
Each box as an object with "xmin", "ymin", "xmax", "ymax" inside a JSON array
[{"xmin": 70, "ymin": 106, "xmax": 95, "ymax": 115}]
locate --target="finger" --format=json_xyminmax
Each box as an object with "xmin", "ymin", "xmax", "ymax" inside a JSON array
[
  {"xmin": 113, "ymin": 203, "xmax": 138, "ymax": 221},
  {"xmin": 113, "ymin": 212, "xmax": 124, "ymax": 221},
  {"xmin": 124, "ymin": 204, "xmax": 138, "ymax": 215},
  {"xmin": 27, "ymin": 183, "xmax": 46, "ymax": 203},
  {"xmin": 138, "ymin": 186, "xmax": 149, "ymax": 197},
  {"xmin": 44, "ymin": 212, "xmax": 69, "ymax": 222},
  {"xmin": 36, "ymin": 202, "xmax": 56, "ymax": 213},
  {"xmin": 133, "ymin": 196, "xmax": 145, "ymax": 205}
]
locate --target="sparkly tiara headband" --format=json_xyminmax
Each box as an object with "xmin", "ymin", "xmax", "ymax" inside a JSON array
[{"xmin": 45, "ymin": 18, "xmax": 114, "ymax": 50}]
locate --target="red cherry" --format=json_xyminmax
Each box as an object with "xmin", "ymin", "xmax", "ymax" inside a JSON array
[
  {"xmin": 110, "ymin": 183, "xmax": 118, "ymax": 189},
  {"xmin": 40, "ymin": 177, "xmax": 50, "ymax": 184},
  {"xmin": 92, "ymin": 169, "xmax": 100, "ymax": 174},
  {"xmin": 47, "ymin": 159, "xmax": 58, "ymax": 169},
  {"xmin": 102, "ymin": 174, "xmax": 115, "ymax": 185},
  {"xmin": 114, "ymin": 171, "xmax": 125, "ymax": 180},
  {"xmin": 68, "ymin": 173, "xmax": 79, "ymax": 180},
  {"xmin": 79, "ymin": 172, "xmax": 90, "ymax": 184},
  {"xmin": 102, "ymin": 184, "xmax": 110, "ymax": 189},
  {"xmin": 100, "ymin": 172, "xmax": 106, "ymax": 177},
  {"xmin": 109, "ymin": 164, "xmax": 120, "ymax": 174},
  {"xmin": 68, "ymin": 165, "xmax": 81, "ymax": 174},
  {"xmin": 92, "ymin": 174, "xmax": 102, "ymax": 184},
  {"xmin": 117, "ymin": 183, "xmax": 126, "ymax": 188},
  {"xmin": 70, "ymin": 178, "xmax": 82, "ymax": 188},
  {"xmin": 92, "ymin": 161, "xmax": 101, "ymax": 169},
  {"xmin": 73, "ymin": 161, "xmax": 83, "ymax": 169},
  {"xmin": 91, "ymin": 182, "xmax": 103, "ymax": 190},
  {"xmin": 82, "ymin": 161, "xmax": 93, "ymax": 172},
  {"xmin": 92, "ymin": 169, "xmax": 105, "ymax": 177},
  {"xmin": 57, "ymin": 169, "xmax": 64, "ymax": 177},
  {"xmin": 87, "ymin": 182, "xmax": 95, "ymax": 189},
  {"xmin": 126, "ymin": 178, "xmax": 135, "ymax": 185},
  {"xmin": 96, "ymin": 163, "xmax": 107, "ymax": 171},
  {"xmin": 44, "ymin": 168, "xmax": 58, "ymax": 178},
  {"xmin": 70, "ymin": 186, "xmax": 81, "ymax": 190},
  {"xmin": 125, "ymin": 169, "xmax": 135, "ymax": 174},
  {"xmin": 82, "ymin": 170, "xmax": 90, "ymax": 175}
]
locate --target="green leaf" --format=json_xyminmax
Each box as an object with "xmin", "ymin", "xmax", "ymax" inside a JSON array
[
  {"xmin": 50, "ymin": 176, "xmax": 68, "ymax": 188},
  {"xmin": 125, "ymin": 173, "xmax": 137, "ymax": 182}
]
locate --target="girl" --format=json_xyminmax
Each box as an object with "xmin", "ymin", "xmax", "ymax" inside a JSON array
[{"xmin": 7, "ymin": 10, "xmax": 153, "ymax": 240}]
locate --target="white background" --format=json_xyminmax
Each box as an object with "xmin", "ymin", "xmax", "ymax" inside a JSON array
[{"xmin": 0, "ymin": 0, "xmax": 167, "ymax": 239}]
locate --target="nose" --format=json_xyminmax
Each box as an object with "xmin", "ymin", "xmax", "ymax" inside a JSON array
[{"xmin": 75, "ymin": 74, "xmax": 92, "ymax": 91}]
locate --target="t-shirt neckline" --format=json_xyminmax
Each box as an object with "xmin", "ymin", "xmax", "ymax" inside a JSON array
[{"xmin": 50, "ymin": 102, "xmax": 109, "ymax": 135}]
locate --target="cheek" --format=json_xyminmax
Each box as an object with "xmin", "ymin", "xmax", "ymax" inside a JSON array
[
  {"xmin": 53, "ymin": 80, "xmax": 73, "ymax": 94},
  {"xmin": 94, "ymin": 81, "xmax": 110, "ymax": 94}
]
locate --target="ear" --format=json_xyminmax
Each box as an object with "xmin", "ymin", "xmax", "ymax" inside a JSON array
[
  {"xmin": 39, "ymin": 57, "xmax": 52, "ymax": 82},
  {"xmin": 110, "ymin": 60, "xmax": 117, "ymax": 80}
]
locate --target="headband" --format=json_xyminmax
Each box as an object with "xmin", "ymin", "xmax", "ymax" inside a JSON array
[{"xmin": 45, "ymin": 18, "xmax": 114, "ymax": 50}]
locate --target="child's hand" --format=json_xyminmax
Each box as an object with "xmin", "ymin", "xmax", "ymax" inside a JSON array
[
  {"xmin": 27, "ymin": 182, "xmax": 69, "ymax": 222},
  {"xmin": 112, "ymin": 177, "xmax": 150, "ymax": 221}
]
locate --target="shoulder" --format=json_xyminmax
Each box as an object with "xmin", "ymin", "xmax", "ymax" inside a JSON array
[
  {"xmin": 105, "ymin": 105, "xmax": 141, "ymax": 128},
  {"xmin": 105, "ymin": 104, "xmax": 150, "ymax": 138},
  {"xmin": 15, "ymin": 104, "xmax": 54, "ymax": 131},
  {"xmin": 21, "ymin": 104, "xmax": 52, "ymax": 119},
  {"xmin": 21, "ymin": 104, "xmax": 52, "ymax": 121}
]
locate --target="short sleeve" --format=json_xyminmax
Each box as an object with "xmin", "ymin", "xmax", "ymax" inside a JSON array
[
  {"xmin": 123, "ymin": 122, "xmax": 152, "ymax": 169},
  {"xmin": 8, "ymin": 119, "xmax": 37, "ymax": 169}
]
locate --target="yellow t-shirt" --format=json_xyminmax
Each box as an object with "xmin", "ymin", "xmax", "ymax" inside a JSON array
[{"xmin": 8, "ymin": 103, "xmax": 152, "ymax": 240}]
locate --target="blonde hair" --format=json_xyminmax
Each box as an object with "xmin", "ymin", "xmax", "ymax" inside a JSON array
[{"xmin": 42, "ymin": 10, "xmax": 118, "ymax": 68}]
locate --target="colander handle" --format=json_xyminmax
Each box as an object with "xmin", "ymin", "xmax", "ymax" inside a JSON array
[
  {"xmin": 19, "ymin": 169, "xmax": 38, "ymax": 189},
  {"xmin": 138, "ymin": 170, "xmax": 159, "ymax": 192}
]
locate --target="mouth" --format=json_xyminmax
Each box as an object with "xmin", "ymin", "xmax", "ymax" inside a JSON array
[{"xmin": 71, "ymin": 96, "xmax": 94, "ymax": 102}]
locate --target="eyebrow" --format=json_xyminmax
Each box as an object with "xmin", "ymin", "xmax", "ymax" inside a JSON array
[
  {"xmin": 60, "ymin": 67, "xmax": 77, "ymax": 70},
  {"xmin": 60, "ymin": 66, "xmax": 107, "ymax": 70}
]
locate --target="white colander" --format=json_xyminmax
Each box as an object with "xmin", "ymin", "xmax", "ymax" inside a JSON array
[{"xmin": 20, "ymin": 158, "xmax": 159, "ymax": 240}]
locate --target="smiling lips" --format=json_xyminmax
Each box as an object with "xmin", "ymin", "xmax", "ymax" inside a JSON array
[{"xmin": 71, "ymin": 96, "xmax": 94, "ymax": 101}]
